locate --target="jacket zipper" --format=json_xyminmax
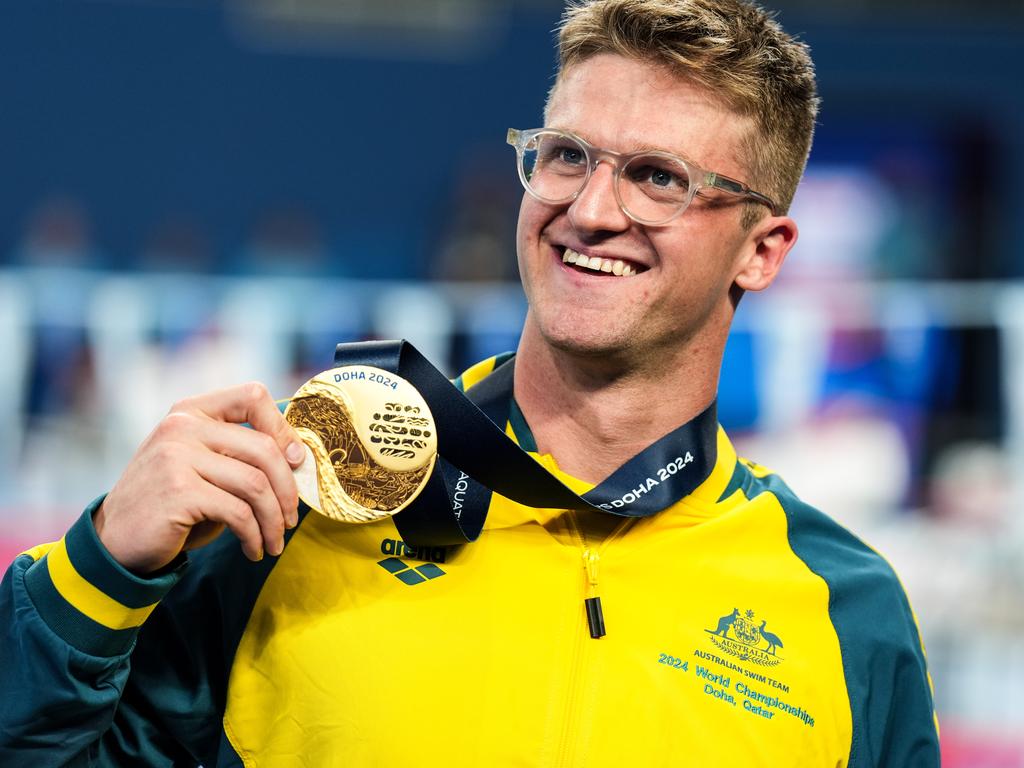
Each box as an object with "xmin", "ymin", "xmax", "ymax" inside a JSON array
[
  {"xmin": 554, "ymin": 513, "xmax": 634, "ymax": 767},
  {"xmin": 573, "ymin": 515, "xmax": 632, "ymax": 639},
  {"xmin": 582, "ymin": 549, "xmax": 605, "ymax": 638}
]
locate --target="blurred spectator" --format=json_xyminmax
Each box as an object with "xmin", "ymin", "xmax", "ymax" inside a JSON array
[
  {"xmin": 10, "ymin": 197, "xmax": 102, "ymax": 421},
  {"xmin": 430, "ymin": 150, "xmax": 519, "ymax": 284},
  {"xmin": 427, "ymin": 149, "xmax": 525, "ymax": 369},
  {"xmin": 233, "ymin": 204, "xmax": 328, "ymax": 277},
  {"xmin": 136, "ymin": 217, "xmax": 220, "ymax": 348},
  {"xmin": 12, "ymin": 197, "xmax": 104, "ymax": 270},
  {"xmin": 138, "ymin": 215, "xmax": 214, "ymax": 274}
]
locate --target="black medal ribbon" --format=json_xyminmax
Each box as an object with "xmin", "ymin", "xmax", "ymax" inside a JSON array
[{"xmin": 333, "ymin": 339, "xmax": 718, "ymax": 547}]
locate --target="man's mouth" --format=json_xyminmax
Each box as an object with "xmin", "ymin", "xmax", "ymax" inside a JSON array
[{"xmin": 561, "ymin": 247, "xmax": 642, "ymax": 277}]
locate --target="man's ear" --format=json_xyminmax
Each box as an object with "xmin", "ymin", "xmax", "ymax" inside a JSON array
[{"xmin": 734, "ymin": 215, "xmax": 798, "ymax": 292}]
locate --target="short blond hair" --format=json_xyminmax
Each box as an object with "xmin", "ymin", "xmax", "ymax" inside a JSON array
[{"xmin": 552, "ymin": 0, "xmax": 819, "ymax": 218}]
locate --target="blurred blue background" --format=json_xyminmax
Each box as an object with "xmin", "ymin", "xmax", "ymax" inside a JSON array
[{"xmin": 2, "ymin": 1, "xmax": 1023, "ymax": 763}]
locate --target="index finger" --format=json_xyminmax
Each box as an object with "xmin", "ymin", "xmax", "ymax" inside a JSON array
[{"xmin": 175, "ymin": 382, "xmax": 306, "ymax": 468}]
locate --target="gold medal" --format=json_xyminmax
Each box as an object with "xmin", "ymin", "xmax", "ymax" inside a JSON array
[{"xmin": 284, "ymin": 366, "xmax": 437, "ymax": 523}]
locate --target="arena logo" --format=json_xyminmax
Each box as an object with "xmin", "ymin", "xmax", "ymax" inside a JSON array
[
  {"xmin": 704, "ymin": 607, "xmax": 785, "ymax": 668},
  {"xmin": 380, "ymin": 537, "xmax": 447, "ymax": 564}
]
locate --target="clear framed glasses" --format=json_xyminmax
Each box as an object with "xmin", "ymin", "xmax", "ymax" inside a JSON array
[{"xmin": 507, "ymin": 127, "xmax": 778, "ymax": 225}]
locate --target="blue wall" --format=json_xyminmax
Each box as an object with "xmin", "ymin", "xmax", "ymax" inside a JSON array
[{"xmin": 2, "ymin": 2, "xmax": 1021, "ymax": 277}]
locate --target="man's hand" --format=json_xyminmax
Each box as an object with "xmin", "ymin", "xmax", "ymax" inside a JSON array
[{"xmin": 93, "ymin": 382, "xmax": 306, "ymax": 574}]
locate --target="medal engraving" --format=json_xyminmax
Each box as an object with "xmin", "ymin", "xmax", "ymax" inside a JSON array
[{"xmin": 284, "ymin": 367, "xmax": 437, "ymax": 523}]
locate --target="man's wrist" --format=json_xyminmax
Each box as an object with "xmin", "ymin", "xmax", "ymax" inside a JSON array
[{"xmin": 22, "ymin": 497, "xmax": 188, "ymax": 656}]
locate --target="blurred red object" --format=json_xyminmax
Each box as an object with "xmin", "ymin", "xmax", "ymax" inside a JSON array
[
  {"xmin": 943, "ymin": 723, "xmax": 1024, "ymax": 768},
  {"xmin": 0, "ymin": 538, "xmax": 33, "ymax": 571},
  {"xmin": 0, "ymin": 515, "xmax": 69, "ymax": 570}
]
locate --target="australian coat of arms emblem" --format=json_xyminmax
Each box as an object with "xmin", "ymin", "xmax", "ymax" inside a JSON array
[{"xmin": 705, "ymin": 608, "xmax": 784, "ymax": 667}]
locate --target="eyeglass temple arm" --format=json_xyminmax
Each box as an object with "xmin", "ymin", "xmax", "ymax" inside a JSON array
[{"xmin": 705, "ymin": 172, "xmax": 779, "ymax": 215}]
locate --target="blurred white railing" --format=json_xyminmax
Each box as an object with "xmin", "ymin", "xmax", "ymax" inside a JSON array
[
  {"xmin": 3, "ymin": 267, "xmax": 1024, "ymax": 510},
  {"xmin": 0, "ymin": 267, "xmax": 528, "ymax": 509}
]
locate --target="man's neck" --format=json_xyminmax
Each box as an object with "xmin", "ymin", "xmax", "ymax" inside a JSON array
[{"xmin": 513, "ymin": 329, "xmax": 720, "ymax": 485}]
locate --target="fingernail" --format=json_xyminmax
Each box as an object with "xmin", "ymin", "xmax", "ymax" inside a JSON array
[
  {"xmin": 256, "ymin": 546, "xmax": 264, "ymax": 562},
  {"xmin": 285, "ymin": 441, "xmax": 304, "ymax": 465}
]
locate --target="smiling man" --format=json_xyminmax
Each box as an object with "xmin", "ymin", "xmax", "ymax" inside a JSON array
[
  {"xmin": 511, "ymin": 50, "xmax": 793, "ymax": 483},
  {"xmin": 0, "ymin": 1, "xmax": 939, "ymax": 766}
]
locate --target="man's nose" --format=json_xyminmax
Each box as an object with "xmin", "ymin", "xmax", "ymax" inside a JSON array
[{"xmin": 567, "ymin": 161, "xmax": 631, "ymax": 234}]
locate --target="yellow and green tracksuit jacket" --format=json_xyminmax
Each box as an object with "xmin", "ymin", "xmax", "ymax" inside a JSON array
[{"xmin": 0, "ymin": 356, "xmax": 939, "ymax": 766}]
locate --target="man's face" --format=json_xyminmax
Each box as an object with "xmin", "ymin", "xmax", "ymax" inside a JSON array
[{"xmin": 516, "ymin": 53, "xmax": 761, "ymax": 363}]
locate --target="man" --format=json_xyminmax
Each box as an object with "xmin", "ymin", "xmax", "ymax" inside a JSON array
[{"xmin": 1, "ymin": 0, "xmax": 939, "ymax": 765}]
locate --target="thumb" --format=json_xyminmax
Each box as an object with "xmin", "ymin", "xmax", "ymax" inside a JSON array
[
  {"xmin": 269, "ymin": 406, "xmax": 306, "ymax": 468},
  {"xmin": 283, "ymin": 430, "xmax": 306, "ymax": 467},
  {"xmin": 225, "ymin": 382, "xmax": 307, "ymax": 468}
]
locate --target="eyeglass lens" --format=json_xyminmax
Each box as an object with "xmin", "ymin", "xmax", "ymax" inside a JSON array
[{"xmin": 520, "ymin": 130, "xmax": 693, "ymax": 223}]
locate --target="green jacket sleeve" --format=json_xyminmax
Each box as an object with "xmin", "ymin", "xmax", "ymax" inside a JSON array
[
  {"xmin": 1, "ymin": 496, "xmax": 296, "ymax": 767},
  {"xmin": 777, "ymin": 478, "xmax": 940, "ymax": 767},
  {"xmin": 0, "ymin": 497, "xmax": 188, "ymax": 764}
]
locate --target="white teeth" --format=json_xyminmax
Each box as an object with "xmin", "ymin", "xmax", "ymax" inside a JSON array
[{"xmin": 563, "ymin": 248, "xmax": 639, "ymax": 277}]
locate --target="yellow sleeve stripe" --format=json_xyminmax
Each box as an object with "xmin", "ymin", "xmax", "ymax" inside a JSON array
[
  {"xmin": 459, "ymin": 356, "xmax": 498, "ymax": 391},
  {"xmin": 45, "ymin": 537, "xmax": 159, "ymax": 630},
  {"xmin": 741, "ymin": 458, "xmax": 775, "ymax": 478},
  {"xmin": 19, "ymin": 541, "xmax": 59, "ymax": 562}
]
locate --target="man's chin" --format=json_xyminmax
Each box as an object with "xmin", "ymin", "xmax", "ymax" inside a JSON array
[
  {"xmin": 542, "ymin": 329, "xmax": 635, "ymax": 360},
  {"xmin": 522, "ymin": 311, "xmax": 647, "ymax": 364}
]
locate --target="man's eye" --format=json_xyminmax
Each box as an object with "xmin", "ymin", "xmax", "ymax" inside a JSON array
[
  {"xmin": 650, "ymin": 169, "xmax": 674, "ymax": 187},
  {"xmin": 630, "ymin": 164, "xmax": 686, "ymax": 188},
  {"xmin": 556, "ymin": 146, "xmax": 584, "ymax": 165}
]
